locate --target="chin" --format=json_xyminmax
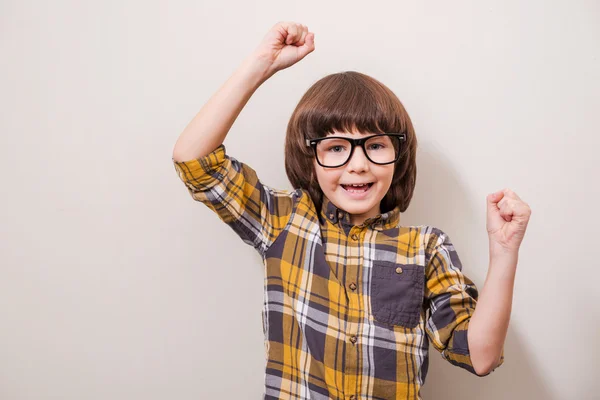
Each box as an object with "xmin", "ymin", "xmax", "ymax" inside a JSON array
[{"xmin": 334, "ymin": 198, "xmax": 376, "ymax": 214}]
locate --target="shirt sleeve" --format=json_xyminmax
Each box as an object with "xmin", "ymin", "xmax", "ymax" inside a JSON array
[
  {"xmin": 172, "ymin": 144, "xmax": 298, "ymax": 257},
  {"xmin": 424, "ymin": 228, "xmax": 505, "ymax": 377}
]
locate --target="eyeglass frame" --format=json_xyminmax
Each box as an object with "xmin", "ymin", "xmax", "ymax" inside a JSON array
[{"xmin": 305, "ymin": 133, "xmax": 407, "ymax": 168}]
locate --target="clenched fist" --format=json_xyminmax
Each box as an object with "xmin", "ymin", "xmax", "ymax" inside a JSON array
[
  {"xmin": 486, "ymin": 188, "xmax": 532, "ymax": 256},
  {"xmin": 250, "ymin": 21, "xmax": 315, "ymax": 79}
]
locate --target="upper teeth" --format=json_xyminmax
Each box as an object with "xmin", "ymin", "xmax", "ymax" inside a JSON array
[{"xmin": 350, "ymin": 184, "xmax": 367, "ymax": 186}]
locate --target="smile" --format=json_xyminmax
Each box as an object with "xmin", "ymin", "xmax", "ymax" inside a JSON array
[{"xmin": 340, "ymin": 183, "xmax": 374, "ymax": 197}]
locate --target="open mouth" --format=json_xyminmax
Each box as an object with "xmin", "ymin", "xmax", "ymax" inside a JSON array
[{"xmin": 341, "ymin": 183, "xmax": 374, "ymax": 193}]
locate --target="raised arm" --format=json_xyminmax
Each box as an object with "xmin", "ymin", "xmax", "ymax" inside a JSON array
[
  {"xmin": 172, "ymin": 21, "xmax": 315, "ymax": 162},
  {"xmin": 171, "ymin": 22, "xmax": 315, "ymax": 256}
]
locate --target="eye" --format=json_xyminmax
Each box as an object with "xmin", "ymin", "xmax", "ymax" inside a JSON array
[
  {"xmin": 368, "ymin": 143, "xmax": 386, "ymax": 150},
  {"xmin": 327, "ymin": 145, "xmax": 346, "ymax": 153}
]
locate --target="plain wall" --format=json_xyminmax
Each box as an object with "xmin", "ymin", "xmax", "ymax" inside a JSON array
[{"xmin": 1, "ymin": 1, "xmax": 599, "ymax": 399}]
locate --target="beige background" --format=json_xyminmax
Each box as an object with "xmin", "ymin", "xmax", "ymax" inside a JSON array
[{"xmin": 1, "ymin": 0, "xmax": 599, "ymax": 399}]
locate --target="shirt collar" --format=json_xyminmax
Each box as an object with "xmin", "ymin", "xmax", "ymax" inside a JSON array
[{"xmin": 320, "ymin": 196, "xmax": 400, "ymax": 231}]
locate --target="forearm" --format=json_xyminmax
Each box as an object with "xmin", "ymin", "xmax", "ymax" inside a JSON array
[
  {"xmin": 172, "ymin": 53, "xmax": 272, "ymax": 162},
  {"xmin": 467, "ymin": 248, "xmax": 518, "ymax": 375}
]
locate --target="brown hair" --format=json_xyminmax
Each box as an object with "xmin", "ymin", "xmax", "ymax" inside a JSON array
[{"xmin": 284, "ymin": 71, "xmax": 418, "ymax": 221}]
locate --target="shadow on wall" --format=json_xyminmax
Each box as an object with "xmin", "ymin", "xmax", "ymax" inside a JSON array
[{"xmin": 403, "ymin": 142, "xmax": 555, "ymax": 400}]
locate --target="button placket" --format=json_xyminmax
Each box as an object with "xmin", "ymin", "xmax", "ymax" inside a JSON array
[{"xmin": 344, "ymin": 228, "xmax": 361, "ymax": 400}]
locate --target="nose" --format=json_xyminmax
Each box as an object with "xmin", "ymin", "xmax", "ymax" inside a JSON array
[{"xmin": 346, "ymin": 145, "xmax": 369, "ymax": 172}]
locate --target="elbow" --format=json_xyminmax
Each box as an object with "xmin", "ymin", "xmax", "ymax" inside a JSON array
[
  {"xmin": 472, "ymin": 352, "xmax": 504, "ymax": 377},
  {"xmin": 473, "ymin": 363, "xmax": 494, "ymax": 377},
  {"xmin": 172, "ymin": 147, "xmax": 188, "ymax": 163}
]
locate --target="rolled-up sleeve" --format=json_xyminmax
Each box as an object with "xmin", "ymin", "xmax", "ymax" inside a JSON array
[
  {"xmin": 172, "ymin": 144, "xmax": 298, "ymax": 256},
  {"xmin": 424, "ymin": 228, "xmax": 505, "ymax": 377}
]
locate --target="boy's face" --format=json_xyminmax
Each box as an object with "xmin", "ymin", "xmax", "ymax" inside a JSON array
[{"xmin": 313, "ymin": 130, "xmax": 395, "ymax": 226}]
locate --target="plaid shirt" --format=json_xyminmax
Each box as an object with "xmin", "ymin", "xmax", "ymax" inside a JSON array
[{"xmin": 172, "ymin": 144, "xmax": 504, "ymax": 400}]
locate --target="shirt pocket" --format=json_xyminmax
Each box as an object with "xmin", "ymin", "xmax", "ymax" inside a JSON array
[{"xmin": 369, "ymin": 261, "xmax": 425, "ymax": 329}]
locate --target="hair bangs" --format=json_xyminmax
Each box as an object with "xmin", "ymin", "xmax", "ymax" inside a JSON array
[{"xmin": 299, "ymin": 73, "xmax": 405, "ymax": 141}]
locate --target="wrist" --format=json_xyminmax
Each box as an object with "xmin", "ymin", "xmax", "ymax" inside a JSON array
[
  {"xmin": 239, "ymin": 52, "xmax": 275, "ymax": 86},
  {"xmin": 489, "ymin": 243, "xmax": 519, "ymax": 263}
]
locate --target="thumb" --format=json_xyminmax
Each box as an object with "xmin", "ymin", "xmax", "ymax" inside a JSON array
[
  {"xmin": 487, "ymin": 190, "xmax": 502, "ymax": 213},
  {"xmin": 297, "ymin": 32, "xmax": 315, "ymax": 59}
]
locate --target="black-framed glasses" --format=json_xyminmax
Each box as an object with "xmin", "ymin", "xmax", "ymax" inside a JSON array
[{"xmin": 305, "ymin": 133, "xmax": 406, "ymax": 168}]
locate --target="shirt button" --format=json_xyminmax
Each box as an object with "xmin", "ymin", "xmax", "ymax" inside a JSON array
[
  {"xmin": 338, "ymin": 211, "xmax": 344, "ymax": 218},
  {"xmin": 395, "ymin": 267, "xmax": 403, "ymax": 274},
  {"xmin": 349, "ymin": 396, "xmax": 356, "ymax": 400},
  {"xmin": 349, "ymin": 335, "xmax": 357, "ymax": 344},
  {"xmin": 328, "ymin": 213, "xmax": 335, "ymax": 220},
  {"xmin": 351, "ymin": 233, "xmax": 359, "ymax": 240},
  {"xmin": 349, "ymin": 282, "xmax": 357, "ymax": 291}
]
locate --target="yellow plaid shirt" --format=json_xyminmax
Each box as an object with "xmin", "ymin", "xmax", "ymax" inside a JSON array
[{"xmin": 173, "ymin": 144, "xmax": 504, "ymax": 400}]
